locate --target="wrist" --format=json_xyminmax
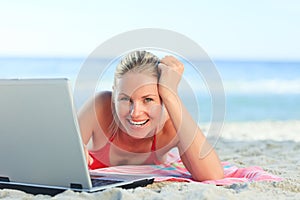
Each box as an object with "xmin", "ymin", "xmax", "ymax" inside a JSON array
[
  {"xmin": 158, "ymin": 85, "xmax": 178, "ymax": 100},
  {"xmin": 159, "ymin": 89, "xmax": 182, "ymax": 115}
]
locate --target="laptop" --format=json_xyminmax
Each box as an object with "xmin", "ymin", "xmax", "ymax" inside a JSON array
[{"xmin": 0, "ymin": 78, "xmax": 154, "ymax": 196}]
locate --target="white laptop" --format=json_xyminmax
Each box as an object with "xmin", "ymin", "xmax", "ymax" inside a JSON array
[{"xmin": 0, "ymin": 78, "xmax": 154, "ymax": 196}]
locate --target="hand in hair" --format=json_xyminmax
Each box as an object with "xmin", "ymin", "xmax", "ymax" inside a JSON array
[{"xmin": 157, "ymin": 56, "xmax": 184, "ymax": 98}]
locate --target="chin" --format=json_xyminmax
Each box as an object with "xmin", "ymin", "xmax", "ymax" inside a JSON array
[
  {"xmin": 118, "ymin": 117, "xmax": 158, "ymax": 138},
  {"xmin": 124, "ymin": 123, "xmax": 155, "ymax": 139},
  {"xmin": 126, "ymin": 128, "xmax": 155, "ymax": 139}
]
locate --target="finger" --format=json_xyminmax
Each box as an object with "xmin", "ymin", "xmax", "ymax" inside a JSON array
[
  {"xmin": 161, "ymin": 56, "xmax": 183, "ymax": 70},
  {"xmin": 158, "ymin": 63, "xmax": 168, "ymax": 70},
  {"xmin": 158, "ymin": 63, "xmax": 170, "ymax": 72},
  {"xmin": 158, "ymin": 63, "xmax": 182, "ymax": 80},
  {"xmin": 160, "ymin": 56, "xmax": 177, "ymax": 66}
]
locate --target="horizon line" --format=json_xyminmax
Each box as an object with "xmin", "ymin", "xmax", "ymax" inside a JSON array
[{"xmin": 0, "ymin": 54, "xmax": 300, "ymax": 63}]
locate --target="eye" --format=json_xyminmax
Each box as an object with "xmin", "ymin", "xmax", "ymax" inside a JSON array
[
  {"xmin": 144, "ymin": 98, "xmax": 153, "ymax": 103},
  {"xmin": 119, "ymin": 97, "xmax": 130, "ymax": 102}
]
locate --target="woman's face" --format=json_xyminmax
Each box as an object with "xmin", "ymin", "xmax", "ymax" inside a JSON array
[{"xmin": 114, "ymin": 71, "xmax": 164, "ymax": 139}]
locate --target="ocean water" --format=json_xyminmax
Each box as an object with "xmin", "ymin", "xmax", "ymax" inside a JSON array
[{"xmin": 0, "ymin": 57, "xmax": 299, "ymax": 123}]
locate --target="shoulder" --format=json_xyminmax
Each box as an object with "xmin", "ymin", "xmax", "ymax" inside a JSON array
[
  {"xmin": 78, "ymin": 91, "xmax": 113, "ymax": 126},
  {"xmin": 156, "ymin": 118, "xmax": 179, "ymax": 151},
  {"xmin": 78, "ymin": 91, "xmax": 112, "ymax": 115},
  {"xmin": 94, "ymin": 91, "xmax": 112, "ymax": 105},
  {"xmin": 94, "ymin": 91, "xmax": 114, "ymax": 131},
  {"xmin": 162, "ymin": 118, "xmax": 177, "ymax": 140},
  {"xmin": 93, "ymin": 91, "xmax": 113, "ymax": 118}
]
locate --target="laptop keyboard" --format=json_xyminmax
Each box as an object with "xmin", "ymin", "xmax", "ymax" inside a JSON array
[{"xmin": 91, "ymin": 178, "xmax": 124, "ymax": 187}]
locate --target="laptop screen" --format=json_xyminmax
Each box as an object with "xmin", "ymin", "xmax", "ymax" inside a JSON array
[{"xmin": 0, "ymin": 79, "xmax": 92, "ymax": 189}]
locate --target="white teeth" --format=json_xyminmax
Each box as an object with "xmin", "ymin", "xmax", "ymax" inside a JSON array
[{"xmin": 129, "ymin": 119, "xmax": 148, "ymax": 126}]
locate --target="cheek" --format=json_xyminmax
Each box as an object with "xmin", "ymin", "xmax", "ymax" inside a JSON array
[
  {"xmin": 115, "ymin": 102, "xmax": 129, "ymax": 117},
  {"xmin": 149, "ymin": 104, "xmax": 163, "ymax": 118}
]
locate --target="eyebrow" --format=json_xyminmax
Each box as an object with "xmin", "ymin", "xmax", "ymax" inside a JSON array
[
  {"xmin": 118, "ymin": 93, "xmax": 157, "ymax": 98},
  {"xmin": 118, "ymin": 93, "xmax": 129, "ymax": 97},
  {"xmin": 141, "ymin": 94, "xmax": 157, "ymax": 98}
]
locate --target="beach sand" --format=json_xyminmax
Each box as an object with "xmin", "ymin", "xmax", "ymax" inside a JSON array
[{"xmin": 1, "ymin": 120, "xmax": 299, "ymax": 199}]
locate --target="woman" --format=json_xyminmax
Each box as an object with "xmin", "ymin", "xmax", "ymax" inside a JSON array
[{"xmin": 78, "ymin": 50, "xmax": 223, "ymax": 181}]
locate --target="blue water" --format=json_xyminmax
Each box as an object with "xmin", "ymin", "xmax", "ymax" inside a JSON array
[
  {"xmin": 1, "ymin": 57, "xmax": 299, "ymax": 122},
  {"xmin": 214, "ymin": 60, "xmax": 300, "ymax": 122}
]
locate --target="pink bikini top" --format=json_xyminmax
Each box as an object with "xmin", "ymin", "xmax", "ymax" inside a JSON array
[{"xmin": 88, "ymin": 134, "xmax": 160, "ymax": 169}]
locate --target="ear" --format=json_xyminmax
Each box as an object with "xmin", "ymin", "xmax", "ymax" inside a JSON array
[{"xmin": 111, "ymin": 86, "xmax": 116, "ymax": 103}]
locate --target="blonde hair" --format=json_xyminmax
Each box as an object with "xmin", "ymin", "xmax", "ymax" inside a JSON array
[
  {"xmin": 113, "ymin": 50, "xmax": 160, "ymax": 86},
  {"xmin": 110, "ymin": 50, "xmax": 160, "ymax": 134}
]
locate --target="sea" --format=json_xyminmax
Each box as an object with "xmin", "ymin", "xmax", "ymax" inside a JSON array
[{"xmin": 1, "ymin": 57, "xmax": 299, "ymax": 123}]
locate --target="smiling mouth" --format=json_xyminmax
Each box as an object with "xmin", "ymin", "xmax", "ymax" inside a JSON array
[{"xmin": 128, "ymin": 119, "xmax": 149, "ymax": 126}]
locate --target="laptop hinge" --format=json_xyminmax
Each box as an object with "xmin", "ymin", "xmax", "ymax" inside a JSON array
[
  {"xmin": 0, "ymin": 177, "xmax": 10, "ymax": 182},
  {"xmin": 70, "ymin": 183, "xmax": 83, "ymax": 189}
]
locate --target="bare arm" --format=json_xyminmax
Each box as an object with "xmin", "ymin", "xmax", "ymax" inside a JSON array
[
  {"xmin": 77, "ymin": 96, "xmax": 98, "ymax": 165},
  {"xmin": 77, "ymin": 91, "xmax": 112, "ymax": 165},
  {"xmin": 158, "ymin": 56, "xmax": 224, "ymax": 181},
  {"xmin": 77, "ymin": 97, "xmax": 97, "ymax": 145}
]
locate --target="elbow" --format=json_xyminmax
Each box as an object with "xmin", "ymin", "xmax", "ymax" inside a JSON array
[
  {"xmin": 209, "ymin": 167, "xmax": 224, "ymax": 180},
  {"xmin": 192, "ymin": 167, "xmax": 224, "ymax": 182}
]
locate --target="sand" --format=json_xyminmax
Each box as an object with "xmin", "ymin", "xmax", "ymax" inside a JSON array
[{"xmin": 1, "ymin": 120, "xmax": 299, "ymax": 199}]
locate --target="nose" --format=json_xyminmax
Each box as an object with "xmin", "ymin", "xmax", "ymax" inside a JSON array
[{"xmin": 130, "ymin": 101, "xmax": 144, "ymax": 118}]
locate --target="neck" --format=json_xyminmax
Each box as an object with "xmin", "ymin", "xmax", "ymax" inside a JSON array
[
  {"xmin": 118, "ymin": 129, "xmax": 154, "ymax": 144},
  {"xmin": 113, "ymin": 129, "xmax": 155, "ymax": 153}
]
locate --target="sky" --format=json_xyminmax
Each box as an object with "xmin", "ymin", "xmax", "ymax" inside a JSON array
[{"xmin": 0, "ymin": 0, "xmax": 300, "ymax": 60}]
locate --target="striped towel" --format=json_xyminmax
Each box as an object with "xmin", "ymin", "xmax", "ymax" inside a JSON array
[{"xmin": 90, "ymin": 152, "xmax": 283, "ymax": 186}]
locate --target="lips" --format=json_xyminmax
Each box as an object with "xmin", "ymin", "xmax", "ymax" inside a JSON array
[{"xmin": 127, "ymin": 119, "xmax": 149, "ymax": 126}]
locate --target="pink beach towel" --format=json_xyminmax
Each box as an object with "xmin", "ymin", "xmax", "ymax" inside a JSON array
[{"xmin": 90, "ymin": 152, "xmax": 283, "ymax": 186}]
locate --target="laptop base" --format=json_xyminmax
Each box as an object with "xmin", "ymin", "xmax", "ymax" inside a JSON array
[
  {"xmin": 0, "ymin": 178, "xmax": 154, "ymax": 196},
  {"xmin": 0, "ymin": 182, "xmax": 66, "ymax": 196}
]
